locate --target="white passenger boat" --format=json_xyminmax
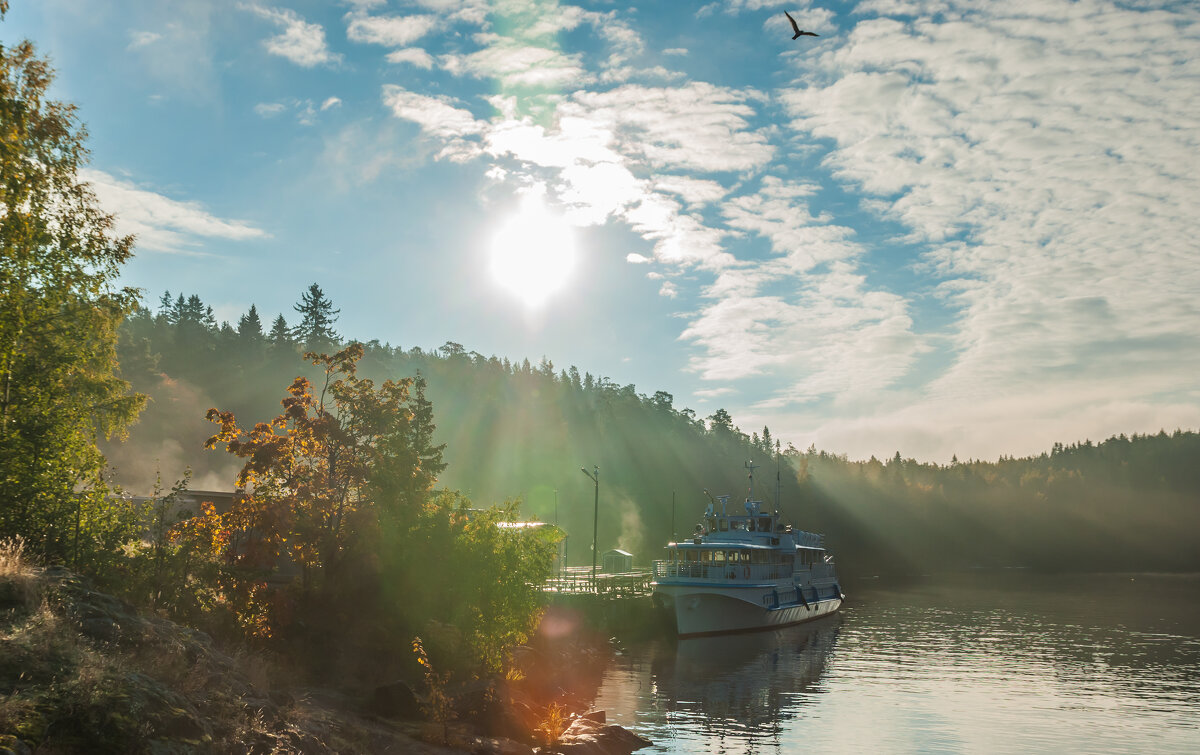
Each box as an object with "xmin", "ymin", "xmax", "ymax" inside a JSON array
[{"xmin": 652, "ymin": 462, "xmax": 843, "ymax": 637}]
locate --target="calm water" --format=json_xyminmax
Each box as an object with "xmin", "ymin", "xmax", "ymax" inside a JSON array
[{"xmin": 590, "ymin": 573, "xmax": 1200, "ymax": 754}]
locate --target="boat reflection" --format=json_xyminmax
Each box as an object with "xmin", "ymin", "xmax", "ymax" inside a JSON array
[
  {"xmin": 591, "ymin": 614, "xmax": 841, "ymax": 749},
  {"xmin": 655, "ymin": 615, "xmax": 841, "ymax": 738}
]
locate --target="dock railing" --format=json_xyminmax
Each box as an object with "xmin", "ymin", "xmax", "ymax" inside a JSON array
[{"xmin": 544, "ymin": 566, "xmax": 653, "ymax": 596}]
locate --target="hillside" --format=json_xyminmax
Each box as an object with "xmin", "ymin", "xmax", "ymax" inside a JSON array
[
  {"xmin": 0, "ymin": 556, "xmax": 464, "ymax": 753},
  {"xmin": 107, "ymin": 296, "xmax": 1200, "ymax": 579}
]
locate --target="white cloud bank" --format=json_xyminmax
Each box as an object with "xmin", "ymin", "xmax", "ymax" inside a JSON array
[
  {"xmin": 370, "ymin": 0, "xmax": 1200, "ymax": 460},
  {"xmin": 83, "ymin": 169, "xmax": 269, "ymax": 254},
  {"xmin": 770, "ymin": 0, "xmax": 1200, "ymax": 459}
]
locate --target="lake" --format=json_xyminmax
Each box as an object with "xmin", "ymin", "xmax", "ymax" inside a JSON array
[{"xmin": 590, "ymin": 573, "xmax": 1200, "ymax": 754}]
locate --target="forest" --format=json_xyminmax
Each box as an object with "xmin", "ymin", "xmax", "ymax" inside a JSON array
[
  {"xmin": 110, "ymin": 286, "xmax": 1200, "ymax": 581},
  {"xmin": 4, "ymin": 6, "xmax": 1198, "ymax": 698}
]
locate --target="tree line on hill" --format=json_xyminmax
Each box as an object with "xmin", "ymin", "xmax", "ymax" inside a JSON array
[
  {"xmin": 0, "ymin": 27, "xmax": 557, "ymax": 684},
  {"xmin": 5, "ymin": 12, "xmax": 1198, "ymax": 692},
  {"xmin": 112, "ymin": 286, "xmax": 1200, "ymax": 580}
]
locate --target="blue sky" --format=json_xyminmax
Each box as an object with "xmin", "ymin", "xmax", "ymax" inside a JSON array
[{"xmin": 6, "ymin": 0, "xmax": 1199, "ymax": 462}]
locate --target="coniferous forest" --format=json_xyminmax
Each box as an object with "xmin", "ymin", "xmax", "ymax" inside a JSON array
[
  {"xmin": 111, "ymin": 288, "xmax": 1200, "ymax": 582},
  {"xmin": 5, "ymin": 5, "xmax": 1200, "ymax": 752}
]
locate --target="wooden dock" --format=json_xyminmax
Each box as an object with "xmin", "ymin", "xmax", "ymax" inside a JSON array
[{"xmin": 544, "ymin": 566, "xmax": 654, "ymax": 597}]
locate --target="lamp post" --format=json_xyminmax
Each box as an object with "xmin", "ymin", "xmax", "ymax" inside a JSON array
[{"xmin": 581, "ymin": 465, "xmax": 599, "ymax": 589}]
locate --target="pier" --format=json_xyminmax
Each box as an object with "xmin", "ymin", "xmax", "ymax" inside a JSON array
[{"xmin": 544, "ymin": 566, "xmax": 654, "ymax": 597}]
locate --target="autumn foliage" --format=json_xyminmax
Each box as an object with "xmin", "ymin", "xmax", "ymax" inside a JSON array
[{"xmin": 198, "ymin": 343, "xmax": 445, "ymax": 638}]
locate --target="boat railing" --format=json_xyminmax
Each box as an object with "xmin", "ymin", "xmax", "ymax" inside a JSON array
[
  {"xmin": 652, "ymin": 560, "xmax": 789, "ymax": 582},
  {"xmin": 808, "ymin": 562, "xmax": 837, "ymax": 581}
]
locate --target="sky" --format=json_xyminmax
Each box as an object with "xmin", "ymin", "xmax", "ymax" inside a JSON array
[{"xmin": 5, "ymin": 0, "xmax": 1199, "ymax": 463}]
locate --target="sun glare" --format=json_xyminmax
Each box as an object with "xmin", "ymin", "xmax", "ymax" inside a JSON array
[{"xmin": 490, "ymin": 195, "xmax": 576, "ymax": 308}]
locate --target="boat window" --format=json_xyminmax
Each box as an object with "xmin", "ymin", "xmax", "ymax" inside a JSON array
[
  {"xmin": 757, "ymin": 518, "xmax": 770, "ymax": 532},
  {"xmin": 719, "ymin": 519, "xmax": 729, "ymax": 532},
  {"xmin": 714, "ymin": 551, "xmax": 726, "ymax": 564}
]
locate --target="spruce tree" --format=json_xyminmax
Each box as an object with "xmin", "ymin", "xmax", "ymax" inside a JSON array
[
  {"xmin": 268, "ymin": 314, "xmax": 294, "ymax": 349},
  {"xmin": 292, "ymin": 283, "xmax": 340, "ymax": 352},
  {"xmin": 237, "ymin": 304, "xmax": 264, "ymax": 343}
]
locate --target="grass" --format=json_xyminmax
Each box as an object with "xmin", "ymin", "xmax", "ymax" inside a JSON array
[{"xmin": 0, "ymin": 545, "xmax": 460, "ymax": 753}]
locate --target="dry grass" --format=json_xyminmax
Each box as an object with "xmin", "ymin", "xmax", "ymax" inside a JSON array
[{"xmin": 0, "ymin": 535, "xmax": 27, "ymax": 576}]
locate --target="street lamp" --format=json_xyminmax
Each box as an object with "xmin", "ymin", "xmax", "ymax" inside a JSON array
[{"xmin": 580, "ymin": 465, "xmax": 599, "ymax": 588}]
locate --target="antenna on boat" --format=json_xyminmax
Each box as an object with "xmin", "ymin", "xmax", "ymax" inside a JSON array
[{"xmin": 745, "ymin": 459, "xmax": 758, "ymax": 500}]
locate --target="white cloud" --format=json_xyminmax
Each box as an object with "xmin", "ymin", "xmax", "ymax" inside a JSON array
[
  {"xmin": 242, "ymin": 4, "xmax": 341, "ymax": 67},
  {"xmin": 126, "ymin": 30, "xmax": 161, "ymax": 50},
  {"xmin": 254, "ymin": 102, "xmax": 286, "ymax": 117},
  {"xmin": 663, "ymin": 48, "xmax": 688, "ymax": 57},
  {"xmin": 653, "ymin": 176, "xmax": 728, "ymax": 206},
  {"xmin": 770, "ymin": 0, "xmax": 1200, "ymax": 457},
  {"xmin": 441, "ymin": 43, "xmax": 588, "ymax": 88},
  {"xmin": 572, "ymin": 83, "xmax": 774, "ymax": 173},
  {"xmin": 83, "ymin": 169, "xmax": 269, "ymax": 254},
  {"xmin": 253, "ymin": 99, "xmax": 336, "ymax": 124},
  {"xmin": 345, "ymin": 12, "xmax": 438, "ymax": 47},
  {"xmin": 386, "ymin": 47, "xmax": 435, "ymax": 68},
  {"xmin": 682, "ymin": 259, "xmax": 918, "ymax": 391},
  {"xmin": 381, "ymin": 85, "xmax": 485, "ymax": 162}
]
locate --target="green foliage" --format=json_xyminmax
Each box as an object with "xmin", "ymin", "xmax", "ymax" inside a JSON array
[
  {"xmin": 0, "ymin": 29, "xmax": 144, "ymax": 566},
  {"xmin": 101, "ymin": 469, "xmax": 226, "ymax": 628},
  {"xmin": 110, "ymin": 288, "xmax": 1200, "ymax": 587},
  {"xmin": 385, "ymin": 492, "xmax": 559, "ymax": 673},
  {"xmin": 197, "ymin": 343, "xmax": 445, "ymax": 637},
  {"xmin": 411, "ymin": 636, "xmax": 455, "ymax": 743}
]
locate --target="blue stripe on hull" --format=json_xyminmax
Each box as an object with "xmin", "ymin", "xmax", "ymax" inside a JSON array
[{"xmin": 668, "ymin": 590, "xmax": 843, "ymax": 638}]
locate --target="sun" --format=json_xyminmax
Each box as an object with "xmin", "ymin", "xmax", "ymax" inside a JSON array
[{"xmin": 490, "ymin": 195, "xmax": 576, "ymax": 308}]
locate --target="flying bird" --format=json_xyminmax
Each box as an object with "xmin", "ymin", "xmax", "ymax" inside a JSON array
[{"xmin": 784, "ymin": 11, "xmax": 819, "ymax": 40}]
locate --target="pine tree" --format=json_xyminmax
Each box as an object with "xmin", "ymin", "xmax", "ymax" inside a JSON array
[
  {"xmin": 156, "ymin": 290, "xmax": 173, "ymax": 323},
  {"xmin": 268, "ymin": 314, "xmax": 293, "ymax": 349},
  {"xmin": 292, "ymin": 283, "xmax": 340, "ymax": 352},
  {"xmin": 237, "ymin": 304, "xmax": 263, "ymax": 343}
]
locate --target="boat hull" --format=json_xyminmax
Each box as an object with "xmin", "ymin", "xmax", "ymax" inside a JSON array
[{"xmin": 655, "ymin": 584, "xmax": 842, "ymax": 638}]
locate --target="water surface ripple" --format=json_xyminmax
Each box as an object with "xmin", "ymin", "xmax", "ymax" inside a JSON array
[{"xmin": 590, "ymin": 573, "xmax": 1200, "ymax": 754}]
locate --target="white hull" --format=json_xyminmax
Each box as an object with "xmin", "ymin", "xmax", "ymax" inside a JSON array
[{"xmin": 656, "ymin": 583, "xmax": 843, "ymax": 637}]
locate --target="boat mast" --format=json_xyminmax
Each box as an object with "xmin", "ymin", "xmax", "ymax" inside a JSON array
[{"xmin": 745, "ymin": 459, "xmax": 758, "ymax": 500}]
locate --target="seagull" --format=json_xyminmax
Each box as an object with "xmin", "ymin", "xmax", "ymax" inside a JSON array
[{"xmin": 784, "ymin": 11, "xmax": 819, "ymax": 40}]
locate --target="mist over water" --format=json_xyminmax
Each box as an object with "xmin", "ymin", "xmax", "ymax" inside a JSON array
[{"xmin": 592, "ymin": 573, "xmax": 1200, "ymax": 754}]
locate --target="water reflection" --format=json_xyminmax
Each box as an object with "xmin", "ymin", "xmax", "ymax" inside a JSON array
[
  {"xmin": 593, "ymin": 617, "xmax": 840, "ymax": 753},
  {"xmin": 590, "ymin": 574, "xmax": 1200, "ymax": 755},
  {"xmin": 658, "ymin": 617, "xmax": 840, "ymax": 740}
]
